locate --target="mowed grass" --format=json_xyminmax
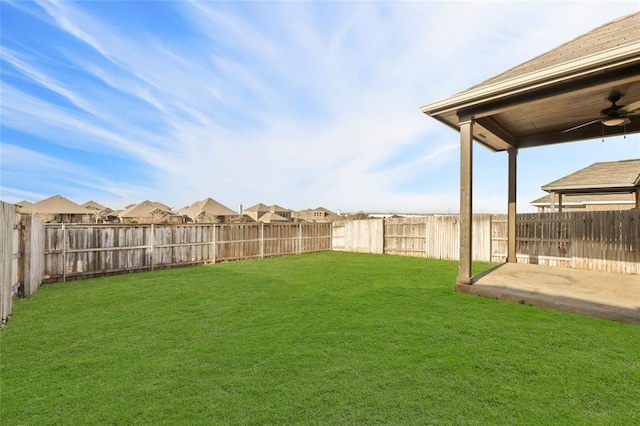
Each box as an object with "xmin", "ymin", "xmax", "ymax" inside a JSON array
[{"xmin": 1, "ymin": 252, "xmax": 639, "ymax": 425}]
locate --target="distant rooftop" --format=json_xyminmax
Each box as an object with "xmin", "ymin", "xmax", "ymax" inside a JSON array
[{"xmin": 542, "ymin": 159, "xmax": 640, "ymax": 194}]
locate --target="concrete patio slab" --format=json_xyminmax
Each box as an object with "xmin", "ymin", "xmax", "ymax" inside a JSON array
[{"xmin": 457, "ymin": 263, "xmax": 640, "ymax": 325}]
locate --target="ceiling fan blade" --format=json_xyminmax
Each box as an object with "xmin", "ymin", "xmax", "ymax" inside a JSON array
[
  {"xmin": 619, "ymin": 100, "xmax": 640, "ymax": 113},
  {"xmin": 563, "ymin": 119, "xmax": 600, "ymax": 133},
  {"xmin": 620, "ymin": 117, "xmax": 631, "ymax": 126}
]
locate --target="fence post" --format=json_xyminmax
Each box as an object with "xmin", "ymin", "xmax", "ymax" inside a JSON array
[
  {"xmin": 424, "ymin": 216, "xmax": 428, "ymax": 258},
  {"xmin": 260, "ymin": 222, "xmax": 264, "ymax": 259},
  {"xmin": 382, "ymin": 218, "xmax": 386, "ymax": 255},
  {"xmin": 62, "ymin": 223, "xmax": 67, "ymax": 282},
  {"xmin": 330, "ymin": 222, "xmax": 333, "ymax": 251},
  {"xmin": 150, "ymin": 224, "xmax": 155, "ymax": 271},
  {"xmin": 299, "ymin": 223, "xmax": 303, "ymax": 254},
  {"xmin": 212, "ymin": 224, "xmax": 216, "ymax": 264}
]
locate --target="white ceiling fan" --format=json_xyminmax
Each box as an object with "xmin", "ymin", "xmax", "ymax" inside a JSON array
[{"xmin": 564, "ymin": 92, "xmax": 640, "ymax": 133}]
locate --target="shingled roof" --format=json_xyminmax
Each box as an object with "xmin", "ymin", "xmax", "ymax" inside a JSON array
[
  {"xmin": 82, "ymin": 200, "xmax": 106, "ymax": 211},
  {"xmin": 177, "ymin": 198, "xmax": 237, "ymax": 219},
  {"xmin": 469, "ymin": 12, "xmax": 640, "ymax": 91},
  {"xmin": 118, "ymin": 200, "xmax": 175, "ymax": 218},
  {"xmin": 542, "ymin": 159, "xmax": 640, "ymax": 194},
  {"xmin": 27, "ymin": 195, "xmax": 90, "ymax": 214}
]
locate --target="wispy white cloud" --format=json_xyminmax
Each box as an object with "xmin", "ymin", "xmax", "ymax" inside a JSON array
[
  {"xmin": 2, "ymin": 1, "xmax": 639, "ymax": 213},
  {"xmin": 0, "ymin": 143, "xmax": 148, "ymax": 205}
]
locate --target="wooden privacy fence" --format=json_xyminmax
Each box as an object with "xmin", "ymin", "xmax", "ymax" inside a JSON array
[
  {"xmin": 333, "ymin": 211, "xmax": 639, "ymax": 274},
  {"xmin": 43, "ymin": 222, "xmax": 331, "ymax": 282},
  {"xmin": 333, "ymin": 215, "xmax": 496, "ymax": 262},
  {"xmin": 0, "ymin": 202, "xmax": 45, "ymax": 327},
  {"xmin": 510, "ymin": 211, "xmax": 639, "ymax": 274}
]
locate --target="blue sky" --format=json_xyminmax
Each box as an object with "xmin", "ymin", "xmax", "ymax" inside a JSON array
[{"xmin": 1, "ymin": 1, "xmax": 639, "ymax": 213}]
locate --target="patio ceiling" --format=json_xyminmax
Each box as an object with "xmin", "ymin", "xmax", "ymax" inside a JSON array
[{"xmin": 420, "ymin": 12, "xmax": 640, "ymax": 152}]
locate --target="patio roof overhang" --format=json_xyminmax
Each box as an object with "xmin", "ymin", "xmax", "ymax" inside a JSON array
[{"xmin": 420, "ymin": 42, "xmax": 640, "ymax": 151}]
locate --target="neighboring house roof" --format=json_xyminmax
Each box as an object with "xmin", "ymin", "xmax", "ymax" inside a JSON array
[
  {"xmin": 118, "ymin": 200, "xmax": 175, "ymax": 218},
  {"xmin": 245, "ymin": 203, "xmax": 292, "ymax": 221},
  {"xmin": 531, "ymin": 193, "xmax": 636, "ymax": 207},
  {"xmin": 98, "ymin": 207, "xmax": 116, "ymax": 216},
  {"xmin": 15, "ymin": 200, "xmax": 33, "ymax": 212},
  {"xmin": 25, "ymin": 195, "xmax": 90, "ymax": 215},
  {"xmin": 178, "ymin": 198, "xmax": 237, "ymax": 219},
  {"xmin": 542, "ymin": 159, "xmax": 640, "ymax": 194},
  {"xmin": 270, "ymin": 204, "xmax": 290, "ymax": 212},
  {"xmin": 293, "ymin": 207, "xmax": 338, "ymax": 221},
  {"xmin": 258, "ymin": 212, "xmax": 289, "ymax": 223},
  {"xmin": 244, "ymin": 203, "xmax": 290, "ymax": 213},
  {"xmin": 15, "ymin": 200, "xmax": 33, "ymax": 208},
  {"xmin": 82, "ymin": 200, "xmax": 106, "ymax": 211},
  {"xmin": 244, "ymin": 203, "xmax": 271, "ymax": 213}
]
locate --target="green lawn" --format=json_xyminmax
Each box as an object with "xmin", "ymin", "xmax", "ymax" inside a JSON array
[{"xmin": 1, "ymin": 252, "xmax": 638, "ymax": 424}]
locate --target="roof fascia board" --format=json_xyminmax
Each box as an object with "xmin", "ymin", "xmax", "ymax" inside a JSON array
[
  {"xmin": 543, "ymin": 184, "xmax": 638, "ymax": 193},
  {"xmin": 420, "ymin": 42, "xmax": 640, "ymax": 117}
]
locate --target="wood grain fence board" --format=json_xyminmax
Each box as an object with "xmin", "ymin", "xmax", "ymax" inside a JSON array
[
  {"xmin": 342, "ymin": 219, "xmax": 384, "ymax": 254},
  {"xmin": 331, "ymin": 222, "xmax": 345, "ymax": 251},
  {"xmin": 0, "ymin": 202, "xmax": 18, "ymax": 326},
  {"xmin": 23, "ymin": 215, "xmax": 45, "ymax": 297}
]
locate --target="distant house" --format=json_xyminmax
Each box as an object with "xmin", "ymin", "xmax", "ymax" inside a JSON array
[
  {"xmin": 531, "ymin": 193, "xmax": 636, "ymax": 212},
  {"xmin": 294, "ymin": 207, "xmax": 341, "ymax": 223},
  {"xmin": 177, "ymin": 198, "xmax": 238, "ymax": 223},
  {"xmin": 20, "ymin": 195, "xmax": 91, "ymax": 223},
  {"xmin": 244, "ymin": 203, "xmax": 292, "ymax": 223},
  {"xmin": 80, "ymin": 200, "xmax": 118, "ymax": 223},
  {"xmin": 14, "ymin": 200, "xmax": 33, "ymax": 214},
  {"xmin": 82, "ymin": 200, "xmax": 105, "ymax": 212},
  {"xmin": 532, "ymin": 159, "xmax": 640, "ymax": 212},
  {"xmin": 118, "ymin": 200, "xmax": 183, "ymax": 224}
]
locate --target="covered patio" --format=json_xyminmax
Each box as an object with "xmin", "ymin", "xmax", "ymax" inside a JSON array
[
  {"xmin": 420, "ymin": 12, "xmax": 640, "ymax": 322},
  {"xmin": 466, "ymin": 263, "xmax": 640, "ymax": 325}
]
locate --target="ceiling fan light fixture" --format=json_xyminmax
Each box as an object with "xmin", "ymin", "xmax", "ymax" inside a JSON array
[{"xmin": 602, "ymin": 117, "xmax": 626, "ymax": 126}]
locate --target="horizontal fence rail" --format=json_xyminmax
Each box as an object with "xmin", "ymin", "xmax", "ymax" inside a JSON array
[{"xmin": 43, "ymin": 222, "xmax": 332, "ymax": 282}]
